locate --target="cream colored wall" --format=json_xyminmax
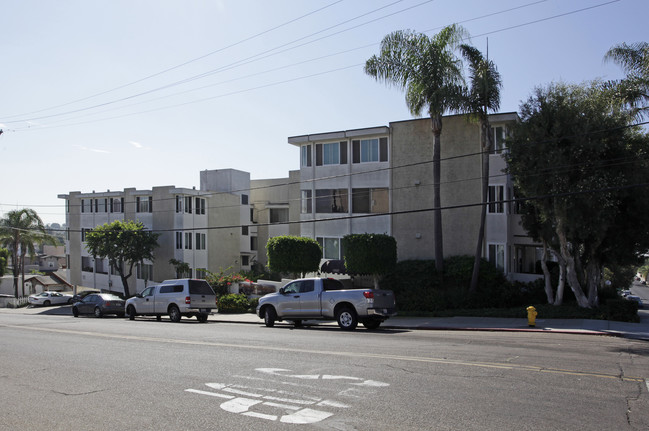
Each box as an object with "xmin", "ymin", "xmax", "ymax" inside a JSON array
[{"xmin": 390, "ymin": 115, "xmax": 482, "ymax": 262}]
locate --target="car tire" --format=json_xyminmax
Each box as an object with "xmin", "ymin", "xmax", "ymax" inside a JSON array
[
  {"xmin": 94, "ymin": 307, "xmax": 103, "ymax": 318},
  {"xmin": 169, "ymin": 305, "xmax": 181, "ymax": 323},
  {"xmin": 336, "ymin": 307, "xmax": 358, "ymax": 331},
  {"xmin": 72, "ymin": 307, "xmax": 79, "ymax": 317},
  {"xmin": 44, "ymin": 300, "xmax": 51, "ymax": 306},
  {"xmin": 127, "ymin": 305, "xmax": 136, "ymax": 320},
  {"xmin": 362, "ymin": 319, "xmax": 381, "ymax": 330},
  {"xmin": 264, "ymin": 307, "xmax": 276, "ymax": 327},
  {"xmin": 198, "ymin": 314, "xmax": 208, "ymax": 323},
  {"xmin": 291, "ymin": 319, "xmax": 303, "ymax": 328},
  {"xmin": 68, "ymin": 298, "xmax": 73, "ymax": 304}
]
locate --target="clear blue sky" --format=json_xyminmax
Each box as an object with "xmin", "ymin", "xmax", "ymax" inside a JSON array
[{"xmin": 1, "ymin": 0, "xmax": 646, "ymax": 225}]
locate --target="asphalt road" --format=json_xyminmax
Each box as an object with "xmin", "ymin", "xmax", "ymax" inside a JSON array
[{"xmin": 1, "ymin": 312, "xmax": 648, "ymax": 430}]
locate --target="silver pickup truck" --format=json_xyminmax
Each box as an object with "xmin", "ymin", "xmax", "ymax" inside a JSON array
[{"xmin": 256, "ymin": 278, "xmax": 396, "ymax": 330}]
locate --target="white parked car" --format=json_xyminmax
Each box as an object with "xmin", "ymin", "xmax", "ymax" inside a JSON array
[{"xmin": 28, "ymin": 291, "xmax": 73, "ymax": 306}]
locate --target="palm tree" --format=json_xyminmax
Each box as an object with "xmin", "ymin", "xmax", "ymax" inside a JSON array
[
  {"xmin": 365, "ymin": 25, "xmax": 468, "ymax": 272},
  {"xmin": 0, "ymin": 209, "xmax": 56, "ymax": 297},
  {"xmin": 459, "ymin": 44, "xmax": 502, "ymax": 293},
  {"xmin": 604, "ymin": 42, "xmax": 649, "ymax": 120}
]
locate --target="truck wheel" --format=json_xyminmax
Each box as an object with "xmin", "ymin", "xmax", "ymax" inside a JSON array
[
  {"xmin": 127, "ymin": 305, "xmax": 136, "ymax": 320},
  {"xmin": 169, "ymin": 305, "xmax": 181, "ymax": 323},
  {"xmin": 336, "ymin": 307, "xmax": 358, "ymax": 331},
  {"xmin": 198, "ymin": 314, "xmax": 208, "ymax": 323},
  {"xmin": 362, "ymin": 319, "xmax": 381, "ymax": 330},
  {"xmin": 264, "ymin": 307, "xmax": 277, "ymax": 327}
]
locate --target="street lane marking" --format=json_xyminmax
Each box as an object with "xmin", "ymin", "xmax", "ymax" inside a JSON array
[{"xmin": 2, "ymin": 323, "xmax": 645, "ymax": 383}]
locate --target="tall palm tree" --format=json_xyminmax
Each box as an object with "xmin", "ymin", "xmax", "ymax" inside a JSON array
[
  {"xmin": 459, "ymin": 44, "xmax": 502, "ymax": 293},
  {"xmin": 365, "ymin": 25, "xmax": 467, "ymax": 272},
  {"xmin": 604, "ymin": 42, "xmax": 649, "ymax": 120},
  {"xmin": 0, "ymin": 209, "xmax": 55, "ymax": 297}
]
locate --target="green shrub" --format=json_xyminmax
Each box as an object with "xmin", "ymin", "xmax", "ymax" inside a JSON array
[
  {"xmin": 605, "ymin": 298, "xmax": 640, "ymax": 322},
  {"xmin": 218, "ymin": 294, "xmax": 251, "ymax": 314}
]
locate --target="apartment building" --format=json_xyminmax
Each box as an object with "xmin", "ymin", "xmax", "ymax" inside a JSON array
[
  {"xmin": 289, "ymin": 113, "xmax": 541, "ymax": 282},
  {"xmin": 60, "ymin": 112, "xmax": 541, "ymax": 293},
  {"xmin": 58, "ymin": 169, "xmax": 265, "ymax": 295}
]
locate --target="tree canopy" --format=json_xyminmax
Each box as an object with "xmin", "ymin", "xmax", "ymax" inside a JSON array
[
  {"xmin": 266, "ymin": 235, "xmax": 321, "ymax": 278},
  {"xmin": 0, "ymin": 208, "xmax": 56, "ymax": 297},
  {"xmin": 506, "ymin": 81, "xmax": 649, "ymax": 307},
  {"xmin": 342, "ymin": 233, "xmax": 397, "ymax": 288},
  {"xmin": 85, "ymin": 220, "xmax": 160, "ymax": 298}
]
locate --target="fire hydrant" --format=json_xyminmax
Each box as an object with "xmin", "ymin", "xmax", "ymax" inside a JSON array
[{"xmin": 526, "ymin": 306, "xmax": 537, "ymax": 327}]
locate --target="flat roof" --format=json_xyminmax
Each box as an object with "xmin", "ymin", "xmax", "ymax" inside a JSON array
[{"xmin": 288, "ymin": 126, "xmax": 389, "ymax": 146}]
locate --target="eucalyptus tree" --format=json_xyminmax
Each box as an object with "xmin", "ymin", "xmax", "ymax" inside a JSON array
[
  {"xmin": 507, "ymin": 82, "xmax": 649, "ymax": 308},
  {"xmin": 459, "ymin": 44, "xmax": 503, "ymax": 294},
  {"xmin": 365, "ymin": 25, "xmax": 468, "ymax": 272},
  {"xmin": 0, "ymin": 209, "xmax": 56, "ymax": 297}
]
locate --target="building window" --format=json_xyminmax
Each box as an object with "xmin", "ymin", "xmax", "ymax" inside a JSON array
[
  {"xmin": 81, "ymin": 256, "xmax": 93, "ymax": 272},
  {"xmin": 195, "ymin": 233, "xmax": 206, "ymax": 250},
  {"xmin": 315, "ymin": 142, "xmax": 346, "ymax": 166},
  {"xmin": 250, "ymin": 208, "xmax": 255, "ymax": 222},
  {"xmin": 241, "ymin": 255, "xmax": 250, "ymax": 266},
  {"xmin": 317, "ymin": 237, "xmax": 341, "ymax": 260},
  {"xmin": 301, "ymin": 145, "xmax": 312, "ymax": 167},
  {"xmin": 184, "ymin": 232, "xmax": 192, "ymax": 249},
  {"xmin": 352, "ymin": 137, "xmax": 388, "ymax": 163},
  {"xmin": 136, "ymin": 196, "xmax": 152, "ymax": 213},
  {"xmin": 301, "ymin": 190, "xmax": 312, "ymax": 214},
  {"xmin": 490, "ymin": 126, "xmax": 506, "ymax": 154},
  {"xmin": 242, "ymin": 226, "xmax": 249, "ymax": 236},
  {"xmin": 488, "ymin": 244, "xmax": 505, "ymax": 271},
  {"xmin": 184, "ymin": 196, "xmax": 192, "ymax": 214},
  {"xmin": 316, "ymin": 189, "xmax": 348, "ymax": 213},
  {"xmin": 241, "ymin": 194, "xmax": 249, "ymax": 205},
  {"xmin": 110, "ymin": 198, "xmax": 123, "ymax": 213},
  {"xmin": 81, "ymin": 228, "xmax": 90, "ymax": 242},
  {"xmin": 195, "ymin": 268, "xmax": 207, "ymax": 279},
  {"xmin": 352, "ymin": 188, "xmax": 388, "ymax": 213},
  {"xmin": 250, "ymin": 236, "xmax": 258, "ymax": 251},
  {"xmin": 176, "ymin": 195, "xmax": 182, "ymax": 213},
  {"xmin": 95, "ymin": 259, "xmax": 108, "ymax": 275},
  {"xmin": 66, "ymin": 200, "xmax": 70, "ymax": 213},
  {"xmin": 94, "ymin": 199, "xmax": 98, "ymax": 213},
  {"xmin": 137, "ymin": 263, "xmax": 154, "ymax": 281},
  {"xmin": 176, "ymin": 232, "xmax": 183, "ymax": 249},
  {"xmin": 81, "ymin": 199, "xmax": 86, "ymax": 213},
  {"xmin": 270, "ymin": 208, "xmax": 289, "ymax": 223},
  {"xmin": 514, "ymin": 245, "xmax": 544, "ymax": 274},
  {"xmin": 196, "ymin": 197, "xmax": 206, "ymax": 215},
  {"xmin": 488, "ymin": 185, "xmax": 505, "ymax": 213}
]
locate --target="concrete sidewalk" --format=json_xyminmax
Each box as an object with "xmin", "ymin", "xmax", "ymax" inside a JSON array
[
  {"xmin": 4, "ymin": 305, "xmax": 649, "ymax": 341},
  {"xmin": 211, "ymin": 310, "xmax": 649, "ymax": 341}
]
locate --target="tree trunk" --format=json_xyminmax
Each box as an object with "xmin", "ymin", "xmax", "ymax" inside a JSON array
[
  {"xmin": 431, "ymin": 114, "xmax": 444, "ymax": 273},
  {"xmin": 540, "ymin": 241, "xmax": 555, "ymax": 304},
  {"xmin": 555, "ymin": 260, "xmax": 566, "ymax": 305},
  {"xmin": 585, "ymin": 260, "xmax": 600, "ymax": 308},
  {"xmin": 20, "ymin": 251, "xmax": 26, "ymax": 297},
  {"xmin": 470, "ymin": 122, "xmax": 491, "ymax": 293},
  {"xmin": 556, "ymin": 222, "xmax": 589, "ymax": 307}
]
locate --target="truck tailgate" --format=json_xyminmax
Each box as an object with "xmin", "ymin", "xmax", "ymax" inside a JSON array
[{"xmin": 371, "ymin": 290, "xmax": 396, "ymax": 308}]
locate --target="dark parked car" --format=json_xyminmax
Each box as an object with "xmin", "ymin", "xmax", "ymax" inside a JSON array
[
  {"xmin": 72, "ymin": 293, "xmax": 126, "ymax": 318},
  {"xmin": 71, "ymin": 290, "xmax": 100, "ymax": 303}
]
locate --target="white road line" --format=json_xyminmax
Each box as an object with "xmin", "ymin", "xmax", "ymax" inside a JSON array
[
  {"xmin": 184, "ymin": 389, "xmax": 233, "ymax": 399},
  {"xmin": 280, "ymin": 408, "xmax": 333, "ymax": 424}
]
